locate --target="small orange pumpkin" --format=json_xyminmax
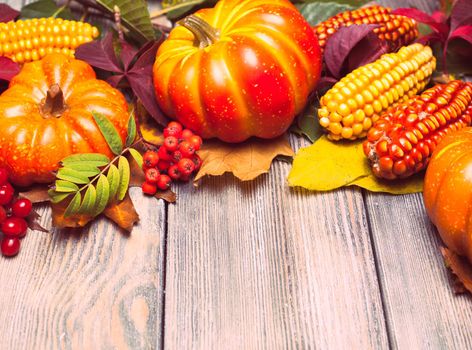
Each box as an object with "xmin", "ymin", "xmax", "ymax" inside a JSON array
[
  {"xmin": 424, "ymin": 127, "xmax": 472, "ymax": 264},
  {"xmin": 0, "ymin": 53, "xmax": 129, "ymax": 186}
]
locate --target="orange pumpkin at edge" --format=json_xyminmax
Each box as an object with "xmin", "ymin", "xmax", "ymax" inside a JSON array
[
  {"xmin": 424, "ymin": 127, "xmax": 472, "ymax": 264},
  {"xmin": 153, "ymin": 0, "xmax": 322, "ymax": 143},
  {"xmin": 0, "ymin": 53, "xmax": 129, "ymax": 186}
]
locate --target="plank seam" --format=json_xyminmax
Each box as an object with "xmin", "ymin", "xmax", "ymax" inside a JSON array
[{"xmin": 159, "ymin": 201, "xmax": 169, "ymax": 350}]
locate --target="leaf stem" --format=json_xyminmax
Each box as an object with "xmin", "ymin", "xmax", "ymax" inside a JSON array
[{"xmin": 52, "ymin": 0, "xmax": 71, "ymax": 18}]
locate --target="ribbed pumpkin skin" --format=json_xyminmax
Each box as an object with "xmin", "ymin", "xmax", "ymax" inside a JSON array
[
  {"xmin": 153, "ymin": 0, "xmax": 321, "ymax": 143},
  {"xmin": 423, "ymin": 127, "xmax": 472, "ymax": 264},
  {"xmin": 0, "ymin": 53, "xmax": 129, "ymax": 186}
]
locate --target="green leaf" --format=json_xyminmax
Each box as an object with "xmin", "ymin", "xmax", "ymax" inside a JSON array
[
  {"xmin": 61, "ymin": 153, "xmax": 110, "ymax": 167},
  {"xmin": 290, "ymin": 104, "xmax": 323, "ymax": 143},
  {"xmin": 57, "ymin": 168, "xmax": 91, "ymax": 184},
  {"xmin": 79, "ymin": 185, "xmax": 97, "ymax": 215},
  {"xmin": 92, "ymin": 174, "xmax": 110, "ymax": 216},
  {"xmin": 48, "ymin": 189, "xmax": 71, "ymax": 204},
  {"xmin": 63, "ymin": 164, "xmax": 101, "ymax": 177},
  {"xmin": 117, "ymin": 156, "xmax": 130, "ymax": 201},
  {"xmin": 159, "ymin": 0, "xmax": 214, "ymax": 20},
  {"xmin": 296, "ymin": 1, "xmax": 356, "ymax": 25},
  {"xmin": 125, "ymin": 113, "xmax": 137, "ymax": 147},
  {"xmin": 54, "ymin": 180, "xmax": 79, "ymax": 193},
  {"xmin": 96, "ymin": 0, "xmax": 155, "ymax": 43},
  {"xmin": 107, "ymin": 164, "xmax": 120, "ymax": 201},
  {"xmin": 92, "ymin": 112, "xmax": 123, "ymax": 155},
  {"xmin": 20, "ymin": 0, "xmax": 75, "ymax": 20},
  {"xmin": 129, "ymin": 148, "xmax": 143, "ymax": 168},
  {"xmin": 64, "ymin": 192, "xmax": 82, "ymax": 217},
  {"xmin": 288, "ymin": 136, "xmax": 423, "ymax": 194}
]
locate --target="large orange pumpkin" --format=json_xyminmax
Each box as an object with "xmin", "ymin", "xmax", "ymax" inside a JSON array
[
  {"xmin": 424, "ymin": 127, "xmax": 472, "ymax": 264},
  {"xmin": 0, "ymin": 53, "xmax": 129, "ymax": 186},
  {"xmin": 153, "ymin": 0, "xmax": 321, "ymax": 143}
]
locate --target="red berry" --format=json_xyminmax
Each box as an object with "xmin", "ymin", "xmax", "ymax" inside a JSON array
[
  {"xmin": 157, "ymin": 174, "xmax": 172, "ymax": 190},
  {"xmin": 164, "ymin": 136, "xmax": 179, "ymax": 152},
  {"xmin": 179, "ymin": 174, "xmax": 191, "ymax": 182},
  {"xmin": 2, "ymin": 217, "xmax": 27, "ymax": 237},
  {"xmin": 1, "ymin": 237, "xmax": 20, "ymax": 257},
  {"xmin": 188, "ymin": 135, "xmax": 203, "ymax": 151},
  {"xmin": 177, "ymin": 158, "xmax": 195, "ymax": 176},
  {"xmin": 143, "ymin": 151, "xmax": 159, "ymax": 168},
  {"xmin": 145, "ymin": 168, "xmax": 160, "ymax": 184},
  {"xmin": 172, "ymin": 150, "xmax": 183, "ymax": 162},
  {"xmin": 158, "ymin": 146, "xmax": 172, "ymax": 161},
  {"xmin": 179, "ymin": 141, "xmax": 195, "ymax": 158},
  {"xmin": 157, "ymin": 160, "xmax": 171, "ymax": 172},
  {"xmin": 11, "ymin": 198, "xmax": 32, "ymax": 218},
  {"xmin": 142, "ymin": 182, "xmax": 157, "ymax": 195},
  {"xmin": 168, "ymin": 165, "xmax": 181, "ymax": 180},
  {"xmin": 0, "ymin": 168, "xmax": 8, "ymax": 185},
  {"xmin": 0, "ymin": 206, "xmax": 7, "ymax": 224},
  {"xmin": 164, "ymin": 121, "xmax": 183, "ymax": 138},
  {"xmin": 0, "ymin": 183, "xmax": 14, "ymax": 205},
  {"xmin": 181, "ymin": 129, "xmax": 194, "ymax": 140},
  {"xmin": 191, "ymin": 154, "xmax": 203, "ymax": 170}
]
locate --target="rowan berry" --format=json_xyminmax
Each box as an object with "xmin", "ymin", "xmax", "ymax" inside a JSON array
[
  {"xmin": 188, "ymin": 135, "xmax": 203, "ymax": 151},
  {"xmin": 157, "ymin": 160, "xmax": 171, "ymax": 172},
  {"xmin": 11, "ymin": 198, "xmax": 32, "ymax": 218},
  {"xmin": 2, "ymin": 217, "xmax": 27, "ymax": 237},
  {"xmin": 191, "ymin": 154, "xmax": 202, "ymax": 170},
  {"xmin": 179, "ymin": 141, "xmax": 195, "ymax": 158},
  {"xmin": 158, "ymin": 146, "xmax": 172, "ymax": 161},
  {"xmin": 181, "ymin": 129, "xmax": 194, "ymax": 140},
  {"xmin": 142, "ymin": 182, "xmax": 157, "ymax": 195},
  {"xmin": 157, "ymin": 175, "xmax": 172, "ymax": 190},
  {"xmin": 145, "ymin": 168, "xmax": 160, "ymax": 184},
  {"xmin": 163, "ymin": 136, "xmax": 179, "ymax": 152},
  {"xmin": 143, "ymin": 151, "xmax": 159, "ymax": 168},
  {"xmin": 177, "ymin": 158, "xmax": 195, "ymax": 176},
  {"xmin": 168, "ymin": 165, "xmax": 181, "ymax": 180},
  {"xmin": 164, "ymin": 121, "xmax": 183, "ymax": 138}
]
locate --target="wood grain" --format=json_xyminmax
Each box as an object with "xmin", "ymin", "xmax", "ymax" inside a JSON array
[
  {"xmin": 164, "ymin": 137, "xmax": 388, "ymax": 349},
  {"xmin": 0, "ymin": 189, "xmax": 166, "ymax": 350},
  {"xmin": 364, "ymin": 192, "xmax": 472, "ymax": 349}
]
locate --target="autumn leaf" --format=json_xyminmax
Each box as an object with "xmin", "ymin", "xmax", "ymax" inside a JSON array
[
  {"xmin": 288, "ymin": 136, "xmax": 423, "ymax": 194},
  {"xmin": 19, "ymin": 185, "xmax": 51, "ymax": 204},
  {"xmin": 103, "ymin": 194, "xmax": 139, "ymax": 231},
  {"xmin": 0, "ymin": 3, "xmax": 20, "ymax": 23},
  {"xmin": 194, "ymin": 135, "xmax": 294, "ymax": 183},
  {"xmin": 441, "ymin": 247, "xmax": 472, "ymax": 295}
]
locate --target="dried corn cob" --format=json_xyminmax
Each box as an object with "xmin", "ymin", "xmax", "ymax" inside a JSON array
[
  {"xmin": 0, "ymin": 18, "xmax": 99, "ymax": 63},
  {"xmin": 314, "ymin": 5, "xmax": 418, "ymax": 53},
  {"xmin": 363, "ymin": 81, "xmax": 472, "ymax": 180},
  {"xmin": 318, "ymin": 44, "xmax": 436, "ymax": 141}
]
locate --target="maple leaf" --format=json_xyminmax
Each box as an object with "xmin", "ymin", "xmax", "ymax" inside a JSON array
[
  {"xmin": 441, "ymin": 247, "xmax": 472, "ymax": 295},
  {"xmin": 194, "ymin": 135, "xmax": 294, "ymax": 183},
  {"xmin": 75, "ymin": 32, "xmax": 168, "ymax": 126},
  {"xmin": 0, "ymin": 4, "xmax": 20, "ymax": 23}
]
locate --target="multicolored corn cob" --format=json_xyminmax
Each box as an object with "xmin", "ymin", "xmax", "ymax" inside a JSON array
[
  {"xmin": 364, "ymin": 80, "xmax": 472, "ymax": 180},
  {"xmin": 314, "ymin": 5, "xmax": 419, "ymax": 53},
  {"xmin": 318, "ymin": 44, "xmax": 436, "ymax": 141},
  {"xmin": 0, "ymin": 18, "xmax": 99, "ymax": 63}
]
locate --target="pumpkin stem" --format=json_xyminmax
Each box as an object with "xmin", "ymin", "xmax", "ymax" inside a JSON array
[
  {"xmin": 41, "ymin": 84, "xmax": 67, "ymax": 117},
  {"xmin": 178, "ymin": 15, "xmax": 220, "ymax": 48}
]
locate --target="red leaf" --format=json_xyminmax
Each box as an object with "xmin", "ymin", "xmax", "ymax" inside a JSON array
[
  {"xmin": 0, "ymin": 57, "xmax": 20, "ymax": 81},
  {"xmin": 450, "ymin": 0, "xmax": 472, "ymax": 31},
  {"xmin": 393, "ymin": 8, "xmax": 450, "ymax": 41},
  {"xmin": 324, "ymin": 24, "xmax": 383, "ymax": 79},
  {"xmin": 444, "ymin": 25, "xmax": 472, "ymax": 60},
  {"xmin": 0, "ymin": 4, "xmax": 19, "ymax": 23},
  {"xmin": 75, "ymin": 31, "xmax": 123, "ymax": 73},
  {"xmin": 347, "ymin": 33, "xmax": 389, "ymax": 74},
  {"xmin": 119, "ymin": 39, "xmax": 138, "ymax": 70}
]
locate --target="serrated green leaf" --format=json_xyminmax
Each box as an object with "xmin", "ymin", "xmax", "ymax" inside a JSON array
[
  {"xmin": 78, "ymin": 185, "xmax": 97, "ymax": 215},
  {"xmin": 96, "ymin": 0, "xmax": 156, "ymax": 43},
  {"xmin": 64, "ymin": 192, "xmax": 82, "ymax": 217},
  {"xmin": 125, "ymin": 114, "xmax": 137, "ymax": 147},
  {"xmin": 57, "ymin": 168, "xmax": 91, "ymax": 184},
  {"xmin": 160, "ymin": 0, "xmax": 212, "ymax": 20},
  {"xmin": 92, "ymin": 112, "xmax": 123, "ymax": 155},
  {"xmin": 63, "ymin": 163, "xmax": 101, "ymax": 176},
  {"xmin": 54, "ymin": 180, "xmax": 79, "ymax": 193},
  {"xmin": 129, "ymin": 148, "xmax": 143, "ymax": 168},
  {"xmin": 48, "ymin": 189, "xmax": 71, "ymax": 204},
  {"xmin": 117, "ymin": 156, "xmax": 130, "ymax": 201},
  {"xmin": 20, "ymin": 0, "xmax": 75, "ymax": 20},
  {"xmin": 107, "ymin": 164, "xmax": 120, "ymax": 201},
  {"xmin": 92, "ymin": 174, "xmax": 110, "ymax": 216},
  {"xmin": 61, "ymin": 153, "xmax": 110, "ymax": 167}
]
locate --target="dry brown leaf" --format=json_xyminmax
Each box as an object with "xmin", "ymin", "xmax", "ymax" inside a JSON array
[
  {"xmin": 51, "ymin": 200, "xmax": 94, "ymax": 229},
  {"xmin": 441, "ymin": 247, "xmax": 472, "ymax": 295},
  {"xmin": 19, "ymin": 185, "xmax": 50, "ymax": 204},
  {"xmin": 194, "ymin": 135, "xmax": 294, "ymax": 183},
  {"xmin": 136, "ymin": 101, "xmax": 163, "ymax": 146},
  {"xmin": 103, "ymin": 194, "xmax": 139, "ymax": 232},
  {"xmin": 155, "ymin": 189, "xmax": 176, "ymax": 203}
]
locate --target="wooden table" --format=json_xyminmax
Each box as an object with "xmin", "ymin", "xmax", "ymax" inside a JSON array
[{"xmin": 2, "ymin": 0, "xmax": 472, "ymax": 349}]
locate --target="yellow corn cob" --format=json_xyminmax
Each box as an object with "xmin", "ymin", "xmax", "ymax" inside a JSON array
[
  {"xmin": 0, "ymin": 18, "xmax": 99, "ymax": 63},
  {"xmin": 318, "ymin": 43, "xmax": 436, "ymax": 141}
]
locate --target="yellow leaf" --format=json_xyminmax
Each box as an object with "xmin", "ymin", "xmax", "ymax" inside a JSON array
[
  {"xmin": 194, "ymin": 135, "xmax": 294, "ymax": 182},
  {"xmin": 288, "ymin": 135, "xmax": 423, "ymax": 194}
]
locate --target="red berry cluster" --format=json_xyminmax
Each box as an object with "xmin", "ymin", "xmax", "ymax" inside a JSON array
[
  {"xmin": 0, "ymin": 168, "xmax": 32, "ymax": 257},
  {"xmin": 141, "ymin": 121, "xmax": 203, "ymax": 195}
]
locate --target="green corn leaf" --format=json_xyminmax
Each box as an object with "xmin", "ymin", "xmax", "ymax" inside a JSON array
[
  {"xmin": 107, "ymin": 164, "xmax": 120, "ymax": 201},
  {"xmin": 129, "ymin": 148, "xmax": 143, "ymax": 168},
  {"xmin": 92, "ymin": 174, "xmax": 110, "ymax": 216},
  {"xmin": 63, "ymin": 163, "xmax": 101, "ymax": 177},
  {"xmin": 64, "ymin": 192, "xmax": 82, "ymax": 217},
  {"xmin": 79, "ymin": 185, "xmax": 97, "ymax": 215},
  {"xmin": 57, "ymin": 168, "xmax": 91, "ymax": 184},
  {"xmin": 92, "ymin": 112, "xmax": 124, "ymax": 155},
  {"xmin": 48, "ymin": 189, "xmax": 71, "ymax": 204},
  {"xmin": 125, "ymin": 113, "xmax": 137, "ymax": 147},
  {"xmin": 61, "ymin": 153, "xmax": 110, "ymax": 167},
  {"xmin": 54, "ymin": 180, "xmax": 79, "ymax": 193},
  {"xmin": 117, "ymin": 156, "xmax": 130, "ymax": 201}
]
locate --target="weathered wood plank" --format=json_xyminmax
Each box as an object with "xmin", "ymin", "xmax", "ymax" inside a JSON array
[
  {"xmin": 364, "ymin": 192, "xmax": 472, "ymax": 349},
  {"xmin": 164, "ymin": 137, "xmax": 388, "ymax": 349},
  {"xmin": 0, "ymin": 189, "xmax": 166, "ymax": 350}
]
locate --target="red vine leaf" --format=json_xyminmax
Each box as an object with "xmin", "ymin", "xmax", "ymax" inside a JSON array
[
  {"xmin": 0, "ymin": 4, "xmax": 20, "ymax": 23},
  {"xmin": 450, "ymin": 0, "xmax": 472, "ymax": 31},
  {"xmin": 75, "ymin": 31, "xmax": 123, "ymax": 73},
  {"xmin": 0, "ymin": 57, "xmax": 20, "ymax": 82}
]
